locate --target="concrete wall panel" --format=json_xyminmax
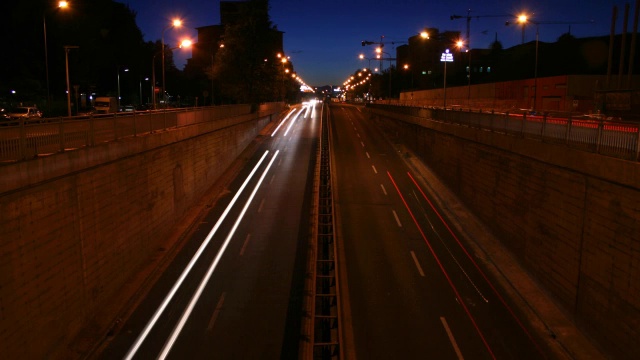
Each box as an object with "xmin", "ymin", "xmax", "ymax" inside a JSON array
[{"xmin": 0, "ymin": 105, "xmax": 280, "ymax": 359}]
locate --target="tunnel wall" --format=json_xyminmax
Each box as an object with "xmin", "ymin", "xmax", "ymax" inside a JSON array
[
  {"xmin": 367, "ymin": 107, "xmax": 640, "ymax": 359},
  {"xmin": 0, "ymin": 104, "xmax": 281, "ymax": 359}
]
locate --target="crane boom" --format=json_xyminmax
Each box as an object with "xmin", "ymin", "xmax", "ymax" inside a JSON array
[{"xmin": 450, "ymin": 10, "xmax": 511, "ymax": 48}]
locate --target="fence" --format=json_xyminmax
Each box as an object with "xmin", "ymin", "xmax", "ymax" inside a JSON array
[
  {"xmin": 368, "ymin": 104, "xmax": 640, "ymax": 162},
  {"xmin": 0, "ymin": 103, "xmax": 282, "ymax": 163}
]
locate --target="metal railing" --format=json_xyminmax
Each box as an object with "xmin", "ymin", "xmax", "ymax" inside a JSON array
[
  {"xmin": 0, "ymin": 103, "xmax": 282, "ymax": 163},
  {"xmin": 368, "ymin": 104, "xmax": 640, "ymax": 162}
]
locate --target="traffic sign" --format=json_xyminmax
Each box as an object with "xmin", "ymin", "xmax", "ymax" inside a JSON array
[{"xmin": 440, "ymin": 49, "xmax": 454, "ymax": 62}]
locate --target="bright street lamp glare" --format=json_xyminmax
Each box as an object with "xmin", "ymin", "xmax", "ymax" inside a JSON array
[
  {"xmin": 180, "ymin": 39, "xmax": 192, "ymax": 48},
  {"xmin": 456, "ymin": 40, "xmax": 464, "ymax": 48},
  {"xmin": 172, "ymin": 19, "xmax": 182, "ymax": 27},
  {"xmin": 359, "ymin": 54, "xmax": 364, "ymax": 59},
  {"xmin": 375, "ymin": 47, "xmax": 382, "ymax": 53},
  {"xmin": 420, "ymin": 31, "xmax": 429, "ymax": 39},
  {"xmin": 518, "ymin": 14, "xmax": 528, "ymax": 23},
  {"xmin": 58, "ymin": 1, "xmax": 69, "ymax": 8}
]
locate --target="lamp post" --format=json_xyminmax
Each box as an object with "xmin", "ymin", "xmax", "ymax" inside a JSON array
[
  {"xmin": 517, "ymin": 14, "xmax": 539, "ymax": 111},
  {"xmin": 456, "ymin": 39, "xmax": 471, "ymax": 107},
  {"xmin": 153, "ymin": 40, "xmax": 191, "ymax": 110},
  {"xmin": 43, "ymin": 1, "xmax": 69, "ymax": 113},
  {"xmin": 117, "ymin": 66, "xmax": 129, "ymax": 110},
  {"xmin": 64, "ymin": 45, "xmax": 79, "ymax": 117},
  {"xmin": 277, "ymin": 53, "xmax": 290, "ymax": 102},
  {"xmin": 161, "ymin": 19, "xmax": 182, "ymax": 108}
]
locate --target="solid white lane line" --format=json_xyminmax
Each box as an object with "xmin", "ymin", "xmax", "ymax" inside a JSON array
[
  {"xmin": 380, "ymin": 184, "xmax": 387, "ymax": 195},
  {"xmin": 392, "ymin": 210, "xmax": 402, "ymax": 227},
  {"xmin": 123, "ymin": 151, "xmax": 270, "ymax": 360},
  {"xmin": 440, "ymin": 317, "xmax": 464, "ymax": 360},
  {"xmin": 410, "ymin": 251, "xmax": 426, "ymax": 277},
  {"xmin": 239, "ymin": 234, "xmax": 251, "ymax": 256},
  {"xmin": 207, "ymin": 292, "xmax": 227, "ymax": 331},
  {"xmin": 372, "ymin": 165, "xmax": 378, "ymax": 174},
  {"xmin": 158, "ymin": 151, "xmax": 280, "ymax": 360}
]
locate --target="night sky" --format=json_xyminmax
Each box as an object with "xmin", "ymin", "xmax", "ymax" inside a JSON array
[{"xmin": 127, "ymin": 0, "xmax": 630, "ymax": 86}]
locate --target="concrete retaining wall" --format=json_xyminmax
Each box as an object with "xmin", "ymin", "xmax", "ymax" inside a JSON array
[
  {"xmin": 367, "ymin": 107, "xmax": 640, "ymax": 359},
  {"xmin": 0, "ymin": 105, "xmax": 281, "ymax": 359}
]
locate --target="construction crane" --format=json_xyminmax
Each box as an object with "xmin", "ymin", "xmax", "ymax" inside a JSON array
[
  {"xmin": 450, "ymin": 9, "xmax": 511, "ymax": 49},
  {"xmin": 361, "ymin": 35, "xmax": 407, "ymax": 50}
]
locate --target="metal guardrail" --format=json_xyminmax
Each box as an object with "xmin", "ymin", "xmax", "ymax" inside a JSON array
[
  {"xmin": 368, "ymin": 104, "xmax": 640, "ymax": 162},
  {"xmin": 0, "ymin": 103, "xmax": 281, "ymax": 163}
]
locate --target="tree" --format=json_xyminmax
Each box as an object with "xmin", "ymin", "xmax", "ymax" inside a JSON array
[
  {"xmin": 0, "ymin": 0, "xmax": 148, "ymax": 114},
  {"xmin": 212, "ymin": 0, "xmax": 281, "ymax": 104}
]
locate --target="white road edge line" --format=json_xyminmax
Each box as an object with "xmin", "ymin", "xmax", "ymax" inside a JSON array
[
  {"xmin": 440, "ymin": 316, "xmax": 465, "ymax": 360},
  {"xmin": 158, "ymin": 150, "xmax": 280, "ymax": 360},
  {"xmin": 410, "ymin": 251, "xmax": 426, "ymax": 277},
  {"xmin": 123, "ymin": 151, "xmax": 270, "ymax": 360}
]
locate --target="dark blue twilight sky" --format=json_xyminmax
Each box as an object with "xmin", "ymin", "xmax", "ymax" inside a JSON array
[{"xmin": 127, "ymin": 0, "xmax": 628, "ymax": 87}]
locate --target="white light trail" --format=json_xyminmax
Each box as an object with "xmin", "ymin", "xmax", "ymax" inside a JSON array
[
  {"xmin": 123, "ymin": 151, "xmax": 270, "ymax": 360},
  {"xmin": 284, "ymin": 108, "xmax": 304, "ymax": 137},
  {"xmin": 271, "ymin": 108, "xmax": 296, "ymax": 137},
  {"xmin": 158, "ymin": 151, "xmax": 280, "ymax": 360}
]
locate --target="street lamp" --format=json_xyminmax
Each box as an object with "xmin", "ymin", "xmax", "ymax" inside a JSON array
[
  {"xmin": 64, "ymin": 45, "xmax": 79, "ymax": 117},
  {"xmin": 517, "ymin": 14, "xmax": 539, "ymax": 111},
  {"xmin": 117, "ymin": 66, "xmax": 129, "ymax": 110},
  {"xmin": 456, "ymin": 39, "xmax": 471, "ymax": 106},
  {"xmin": 161, "ymin": 18, "xmax": 182, "ymax": 108},
  {"xmin": 43, "ymin": 1, "xmax": 69, "ymax": 113},
  {"xmin": 153, "ymin": 39, "xmax": 191, "ymax": 109}
]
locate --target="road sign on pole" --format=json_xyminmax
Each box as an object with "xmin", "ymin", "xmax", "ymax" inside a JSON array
[{"xmin": 441, "ymin": 49, "xmax": 453, "ymax": 109}]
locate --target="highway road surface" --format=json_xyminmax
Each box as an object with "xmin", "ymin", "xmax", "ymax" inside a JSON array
[
  {"xmin": 98, "ymin": 102, "xmax": 320, "ymax": 359},
  {"xmin": 96, "ymin": 101, "xmax": 557, "ymax": 359},
  {"xmin": 330, "ymin": 103, "xmax": 550, "ymax": 359}
]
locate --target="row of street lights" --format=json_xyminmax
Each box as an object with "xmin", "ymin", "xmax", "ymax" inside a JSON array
[{"xmin": 352, "ymin": 12, "xmax": 565, "ymax": 110}]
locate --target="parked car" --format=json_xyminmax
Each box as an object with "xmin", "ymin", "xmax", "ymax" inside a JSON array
[{"xmin": 5, "ymin": 106, "xmax": 42, "ymax": 120}]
